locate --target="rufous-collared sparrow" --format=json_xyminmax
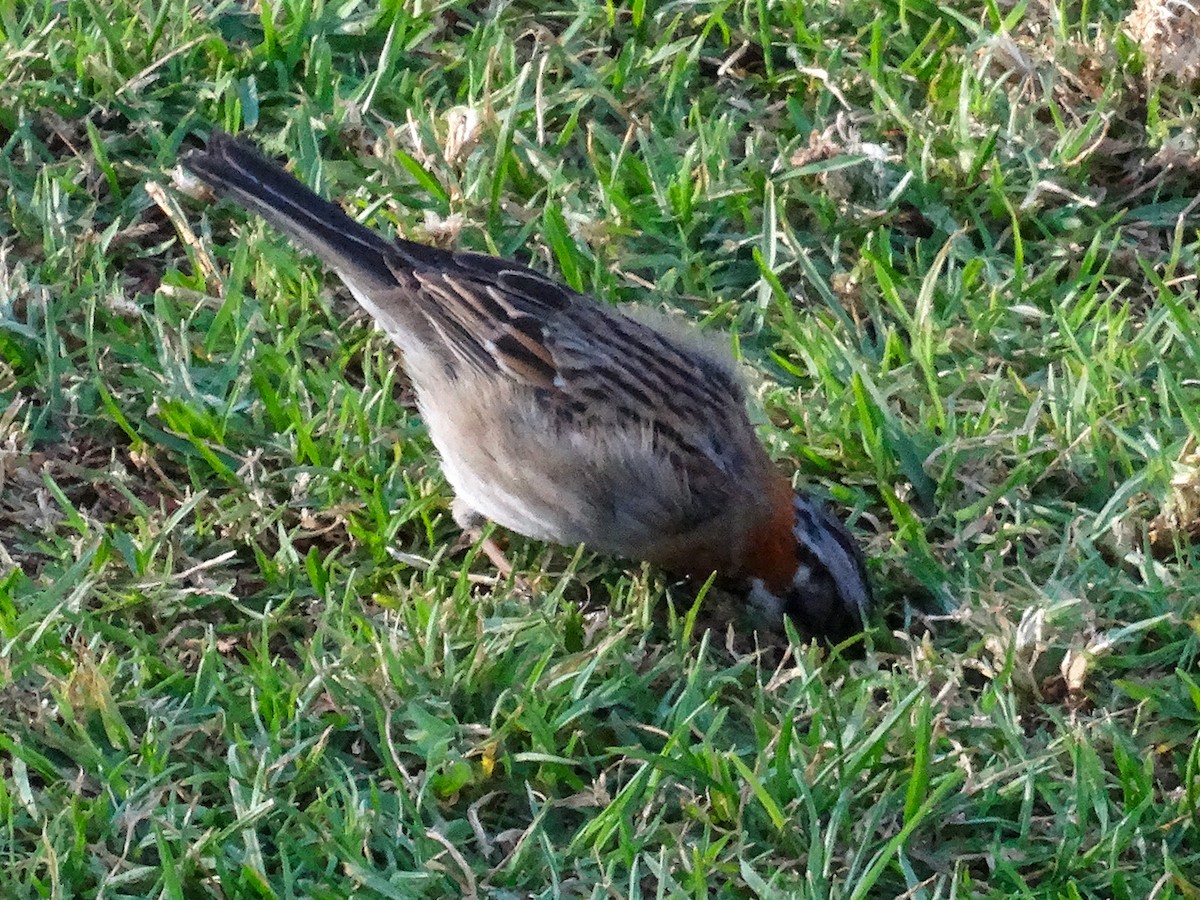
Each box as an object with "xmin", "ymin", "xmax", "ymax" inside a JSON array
[{"xmin": 182, "ymin": 131, "xmax": 872, "ymax": 642}]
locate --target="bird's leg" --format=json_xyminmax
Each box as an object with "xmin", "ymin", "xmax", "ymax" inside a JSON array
[{"xmin": 452, "ymin": 498, "xmax": 515, "ymax": 579}]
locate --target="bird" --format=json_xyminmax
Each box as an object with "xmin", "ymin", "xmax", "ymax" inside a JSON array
[{"xmin": 181, "ymin": 130, "xmax": 873, "ymax": 642}]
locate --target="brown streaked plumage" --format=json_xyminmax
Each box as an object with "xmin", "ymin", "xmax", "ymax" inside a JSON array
[{"xmin": 181, "ymin": 130, "xmax": 872, "ymax": 642}]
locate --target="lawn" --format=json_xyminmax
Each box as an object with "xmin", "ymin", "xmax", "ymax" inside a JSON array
[{"xmin": 2, "ymin": 0, "xmax": 1199, "ymax": 896}]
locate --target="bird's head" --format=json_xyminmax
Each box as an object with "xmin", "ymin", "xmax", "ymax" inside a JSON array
[{"xmin": 742, "ymin": 492, "xmax": 873, "ymax": 644}]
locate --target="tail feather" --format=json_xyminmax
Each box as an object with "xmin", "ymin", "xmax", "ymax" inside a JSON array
[{"xmin": 183, "ymin": 131, "xmax": 396, "ymax": 287}]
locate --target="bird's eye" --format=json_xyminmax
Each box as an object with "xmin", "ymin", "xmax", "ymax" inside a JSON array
[{"xmin": 781, "ymin": 564, "xmax": 860, "ymax": 642}]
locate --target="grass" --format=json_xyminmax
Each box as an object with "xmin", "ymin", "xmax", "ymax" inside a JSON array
[{"xmin": 2, "ymin": 0, "xmax": 1200, "ymax": 896}]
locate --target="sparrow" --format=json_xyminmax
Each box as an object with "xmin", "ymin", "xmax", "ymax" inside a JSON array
[{"xmin": 181, "ymin": 131, "xmax": 873, "ymax": 642}]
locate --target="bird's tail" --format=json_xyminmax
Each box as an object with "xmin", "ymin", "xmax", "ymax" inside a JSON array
[{"xmin": 183, "ymin": 130, "xmax": 397, "ymax": 287}]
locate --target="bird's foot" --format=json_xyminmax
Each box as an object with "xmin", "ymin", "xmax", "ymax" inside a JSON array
[{"xmin": 450, "ymin": 500, "xmax": 530, "ymax": 592}]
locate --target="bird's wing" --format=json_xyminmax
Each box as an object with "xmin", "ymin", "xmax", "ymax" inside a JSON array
[
  {"xmin": 395, "ymin": 253, "xmax": 769, "ymax": 543},
  {"xmin": 401, "ymin": 251, "xmax": 754, "ymax": 475}
]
